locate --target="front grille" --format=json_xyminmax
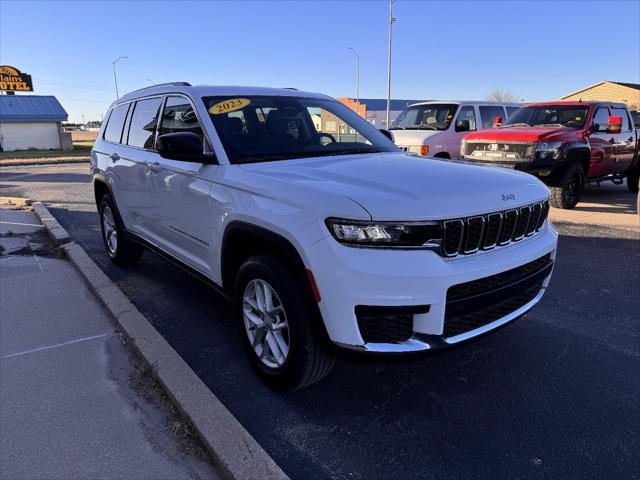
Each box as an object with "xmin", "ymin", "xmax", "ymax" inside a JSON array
[
  {"xmin": 441, "ymin": 200, "xmax": 549, "ymax": 257},
  {"xmin": 444, "ymin": 283, "xmax": 541, "ymax": 337},
  {"xmin": 355, "ymin": 305, "xmax": 429, "ymax": 344},
  {"xmin": 444, "ymin": 253, "xmax": 552, "ymax": 338},
  {"xmin": 464, "ymin": 141, "xmax": 536, "ymax": 162}
]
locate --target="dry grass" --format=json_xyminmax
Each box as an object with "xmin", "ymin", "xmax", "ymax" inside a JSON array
[
  {"xmin": 0, "ymin": 145, "xmax": 91, "ymax": 160},
  {"xmin": 128, "ymin": 362, "xmax": 210, "ymax": 460}
]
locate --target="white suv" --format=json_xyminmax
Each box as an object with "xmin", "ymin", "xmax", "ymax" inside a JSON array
[{"xmin": 92, "ymin": 83, "xmax": 557, "ymax": 389}]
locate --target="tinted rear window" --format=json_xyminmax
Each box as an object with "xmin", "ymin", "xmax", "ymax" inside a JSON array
[
  {"xmin": 127, "ymin": 97, "xmax": 162, "ymax": 149},
  {"xmin": 103, "ymin": 104, "xmax": 129, "ymax": 143}
]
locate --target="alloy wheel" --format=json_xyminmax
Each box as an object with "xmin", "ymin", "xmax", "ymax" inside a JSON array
[
  {"xmin": 102, "ymin": 205, "xmax": 118, "ymax": 256},
  {"xmin": 242, "ymin": 279, "xmax": 290, "ymax": 369}
]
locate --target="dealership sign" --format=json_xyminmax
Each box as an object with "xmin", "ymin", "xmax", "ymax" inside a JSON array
[{"xmin": 0, "ymin": 66, "xmax": 34, "ymax": 92}]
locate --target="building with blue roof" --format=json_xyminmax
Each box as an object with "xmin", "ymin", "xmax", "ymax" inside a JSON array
[{"xmin": 0, "ymin": 95, "xmax": 71, "ymax": 151}]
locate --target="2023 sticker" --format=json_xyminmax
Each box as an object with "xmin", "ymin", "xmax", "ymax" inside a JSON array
[{"xmin": 209, "ymin": 98, "xmax": 251, "ymax": 115}]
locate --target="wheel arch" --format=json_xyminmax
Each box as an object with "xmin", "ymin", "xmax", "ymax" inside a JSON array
[{"xmin": 221, "ymin": 221, "xmax": 331, "ymax": 344}]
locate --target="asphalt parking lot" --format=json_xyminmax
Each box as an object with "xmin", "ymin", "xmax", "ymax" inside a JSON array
[{"xmin": 1, "ymin": 163, "xmax": 639, "ymax": 479}]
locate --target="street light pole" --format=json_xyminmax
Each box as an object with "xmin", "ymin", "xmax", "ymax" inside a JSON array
[
  {"xmin": 112, "ymin": 55, "xmax": 128, "ymax": 99},
  {"xmin": 385, "ymin": 0, "xmax": 395, "ymax": 128},
  {"xmin": 348, "ymin": 47, "xmax": 360, "ymax": 115}
]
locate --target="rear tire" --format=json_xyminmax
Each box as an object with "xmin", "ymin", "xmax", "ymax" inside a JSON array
[
  {"xmin": 234, "ymin": 254, "xmax": 334, "ymax": 390},
  {"xmin": 99, "ymin": 194, "xmax": 143, "ymax": 266},
  {"xmin": 627, "ymin": 171, "xmax": 639, "ymax": 193},
  {"xmin": 550, "ymin": 163, "xmax": 585, "ymax": 209}
]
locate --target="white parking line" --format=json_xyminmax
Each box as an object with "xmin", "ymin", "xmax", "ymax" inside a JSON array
[{"xmin": 1, "ymin": 332, "xmax": 114, "ymax": 360}]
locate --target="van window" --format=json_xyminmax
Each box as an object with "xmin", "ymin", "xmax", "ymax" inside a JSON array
[
  {"xmin": 455, "ymin": 106, "xmax": 476, "ymax": 131},
  {"xmin": 127, "ymin": 97, "xmax": 162, "ymax": 149},
  {"xmin": 506, "ymin": 106, "xmax": 521, "ymax": 119},
  {"xmin": 103, "ymin": 103, "xmax": 129, "ymax": 143},
  {"xmin": 611, "ymin": 108, "xmax": 631, "ymax": 131},
  {"xmin": 159, "ymin": 96, "xmax": 205, "ymax": 142},
  {"xmin": 479, "ymin": 106, "xmax": 506, "ymax": 129}
]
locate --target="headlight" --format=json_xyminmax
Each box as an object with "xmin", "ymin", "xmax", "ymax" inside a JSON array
[
  {"xmin": 407, "ymin": 145, "xmax": 430, "ymax": 156},
  {"xmin": 325, "ymin": 218, "xmax": 442, "ymax": 247},
  {"xmin": 535, "ymin": 141, "xmax": 563, "ymax": 159}
]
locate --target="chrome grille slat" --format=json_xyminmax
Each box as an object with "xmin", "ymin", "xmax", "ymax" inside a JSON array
[{"xmin": 441, "ymin": 201, "xmax": 549, "ymax": 258}]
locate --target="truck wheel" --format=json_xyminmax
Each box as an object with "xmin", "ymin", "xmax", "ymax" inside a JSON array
[
  {"xmin": 627, "ymin": 172, "xmax": 639, "ymax": 193},
  {"xmin": 234, "ymin": 254, "xmax": 334, "ymax": 390},
  {"xmin": 99, "ymin": 194, "xmax": 144, "ymax": 266},
  {"xmin": 550, "ymin": 163, "xmax": 585, "ymax": 209}
]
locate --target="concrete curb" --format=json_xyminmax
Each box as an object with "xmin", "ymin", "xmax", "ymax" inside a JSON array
[
  {"xmin": 0, "ymin": 157, "xmax": 90, "ymax": 167},
  {"xmin": 32, "ymin": 202, "xmax": 72, "ymax": 245},
  {"xmin": 0, "ymin": 196, "xmax": 33, "ymax": 207},
  {"xmin": 30, "ymin": 201, "xmax": 289, "ymax": 480}
]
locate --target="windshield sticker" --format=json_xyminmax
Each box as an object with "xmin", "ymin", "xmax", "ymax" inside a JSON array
[{"xmin": 209, "ymin": 98, "xmax": 251, "ymax": 115}]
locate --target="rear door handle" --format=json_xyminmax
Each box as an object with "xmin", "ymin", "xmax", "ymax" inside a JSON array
[
  {"xmin": 110, "ymin": 153, "xmax": 120, "ymax": 161},
  {"xmin": 148, "ymin": 161, "xmax": 162, "ymax": 173}
]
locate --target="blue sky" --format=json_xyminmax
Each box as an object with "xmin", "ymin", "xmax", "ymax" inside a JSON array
[{"xmin": 2, "ymin": 0, "xmax": 638, "ymax": 122}]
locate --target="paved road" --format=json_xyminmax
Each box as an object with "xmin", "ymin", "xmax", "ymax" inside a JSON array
[{"xmin": 2, "ymin": 163, "xmax": 639, "ymax": 479}]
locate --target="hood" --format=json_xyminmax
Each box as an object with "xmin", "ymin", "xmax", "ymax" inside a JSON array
[
  {"xmin": 239, "ymin": 152, "xmax": 549, "ymax": 221},
  {"xmin": 389, "ymin": 129, "xmax": 441, "ymax": 146},
  {"xmin": 465, "ymin": 126, "xmax": 578, "ymax": 143}
]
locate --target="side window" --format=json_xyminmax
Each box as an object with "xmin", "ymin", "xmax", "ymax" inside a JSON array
[
  {"xmin": 611, "ymin": 108, "xmax": 631, "ymax": 132},
  {"xmin": 592, "ymin": 107, "xmax": 610, "ymax": 129},
  {"xmin": 479, "ymin": 106, "xmax": 507, "ymax": 129},
  {"xmin": 506, "ymin": 106, "xmax": 521, "ymax": 119},
  {"xmin": 103, "ymin": 103, "xmax": 129, "ymax": 143},
  {"xmin": 159, "ymin": 96, "xmax": 205, "ymax": 140},
  {"xmin": 455, "ymin": 105, "xmax": 476, "ymax": 131},
  {"xmin": 127, "ymin": 97, "xmax": 163, "ymax": 149}
]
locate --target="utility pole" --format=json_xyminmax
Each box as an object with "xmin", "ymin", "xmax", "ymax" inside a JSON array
[
  {"xmin": 385, "ymin": 0, "xmax": 395, "ymax": 129},
  {"xmin": 348, "ymin": 47, "xmax": 360, "ymax": 115},
  {"xmin": 112, "ymin": 55, "xmax": 128, "ymax": 98}
]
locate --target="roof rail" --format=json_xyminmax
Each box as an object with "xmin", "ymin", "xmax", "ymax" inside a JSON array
[{"xmin": 122, "ymin": 82, "xmax": 192, "ymax": 97}]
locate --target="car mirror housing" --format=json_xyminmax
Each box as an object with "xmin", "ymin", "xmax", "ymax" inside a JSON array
[
  {"xmin": 606, "ymin": 116, "xmax": 622, "ymax": 134},
  {"xmin": 455, "ymin": 120, "xmax": 470, "ymax": 132},
  {"xmin": 379, "ymin": 129, "xmax": 394, "ymax": 142},
  {"xmin": 157, "ymin": 132, "xmax": 217, "ymax": 163}
]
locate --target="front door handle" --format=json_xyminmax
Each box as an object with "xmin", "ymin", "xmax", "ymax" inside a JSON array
[
  {"xmin": 148, "ymin": 161, "xmax": 162, "ymax": 173},
  {"xmin": 110, "ymin": 153, "xmax": 120, "ymax": 162}
]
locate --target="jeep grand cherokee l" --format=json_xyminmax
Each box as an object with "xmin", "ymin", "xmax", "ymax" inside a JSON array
[{"xmin": 91, "ymin": 83, "xmax": 558, "ymax": 389}]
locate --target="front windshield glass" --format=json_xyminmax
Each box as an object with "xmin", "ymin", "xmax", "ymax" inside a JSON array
[
  {"xmin": 503, "ymin": 105, "xmax": 589, "ymax": 129},
  {"xmin": 202, "ymin": 95, "xmax": 397, "ymax": 164},
  {"xmin": 390, "ymin": 103, "xmax": 458, "ymax": 130}
]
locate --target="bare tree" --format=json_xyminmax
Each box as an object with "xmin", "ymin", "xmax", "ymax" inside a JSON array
[{"xmin": 486, "ymin": 88, "xmax": 519, "ymax": 102}]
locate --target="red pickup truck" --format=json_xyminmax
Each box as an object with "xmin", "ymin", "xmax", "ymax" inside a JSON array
[{"xmin": 461, "ymin": 101, "xmax": 640, "ymax": 209}]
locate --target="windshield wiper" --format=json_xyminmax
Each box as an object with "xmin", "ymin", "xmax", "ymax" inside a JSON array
[
  {"xmin": 503, "ymin": 123, "xmax": 530, "ymax": 128},
  {"xmin": 389, "ymin": 126, "xmax": 405, "ymax": 130},
  {"xmin": 325, "ymin": 148, "xmax": 383, "ymax": 156},
  {"xmin": 533, "ymin": 123, "xmax": 564, "ymax": 127}
]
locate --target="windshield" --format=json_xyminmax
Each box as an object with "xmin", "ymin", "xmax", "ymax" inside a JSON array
[
  {"xmin": 202, "ymin": 95, "xmax": 397, "ymax": 164},
  {"xmin": 390, "ymin": 103, "xmax": 458, "ymax": 130},
  {"xmin": 503, "ymin": 105, "xmax": 589, "ymax": 129}
]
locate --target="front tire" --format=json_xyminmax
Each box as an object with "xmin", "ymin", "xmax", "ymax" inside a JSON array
[
  {"xmin": 99, "ymin": 194, "xmax": 143, "ymax": 266},
  {"xmin": 550, "ymin": 163, "xmax": 585, "ymax": 209},
  {"xmin": 234, "ymin": 254, "xmax": 334, "ymax": 390}
]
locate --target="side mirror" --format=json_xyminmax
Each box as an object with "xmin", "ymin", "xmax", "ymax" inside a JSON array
[
  {"xmin": 379, "ymin": 129, "xmax": 394, "ymax": 142},
  {"xmin": 157, "ymin": 132, "xmax": 216, "ymax": 163},
  {"xmin": 607, "ymin": 116, "xmax": 622, "ymax": 134},
  {"xmin": 492, "ymin": 116, "xmax": 503, "ymax": 128},
  {"xmin": 455, "ymin": 120, "xmax": 470, "ymax": 132}
]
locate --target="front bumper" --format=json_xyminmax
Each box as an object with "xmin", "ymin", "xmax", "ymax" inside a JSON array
[{"xmin": 306, "ymin": 222, "xmax": 558, "ymax": 353}]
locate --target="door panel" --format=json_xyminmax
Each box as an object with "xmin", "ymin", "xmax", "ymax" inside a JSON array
[
  {"xmin": 611, "ymin": 107, "xmax": 635, "ymax": 173},
  {"xmin": 587, "ymin": 107, "xmax": 615, "ymax": 178},
  {"xmin": 146, "ymin": 161, "xmax": 214, "ymax": 274}
]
